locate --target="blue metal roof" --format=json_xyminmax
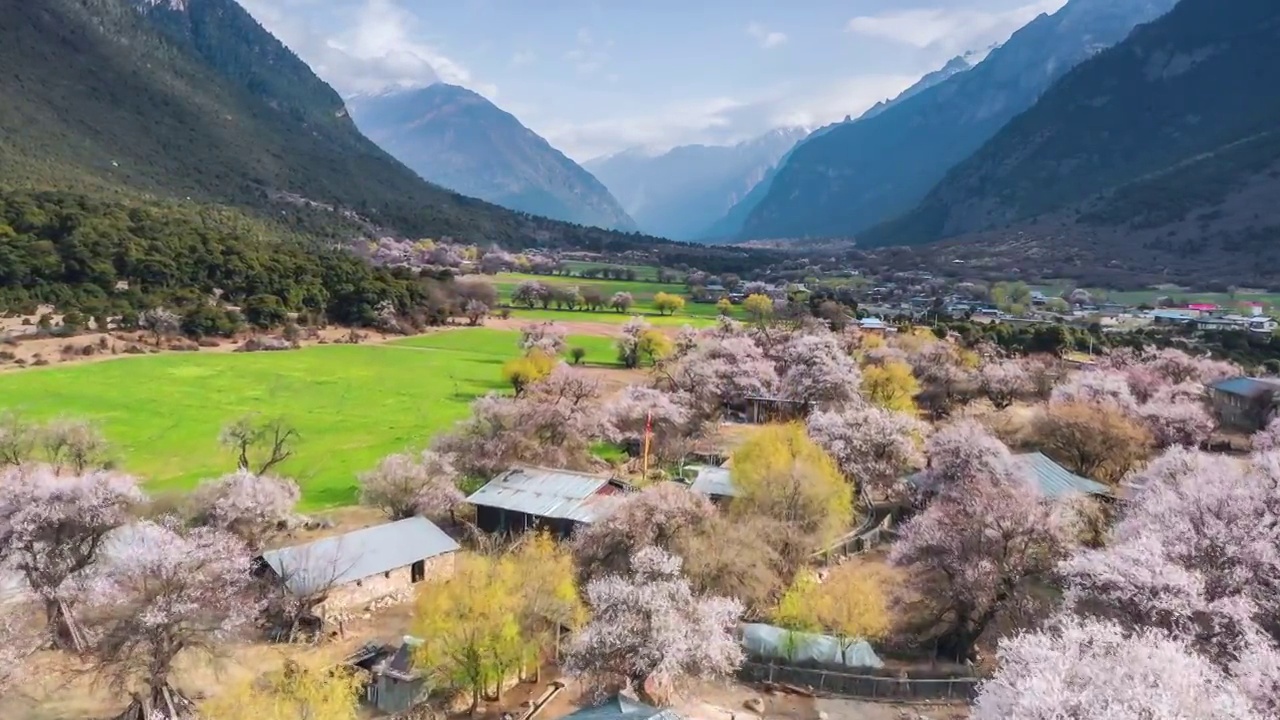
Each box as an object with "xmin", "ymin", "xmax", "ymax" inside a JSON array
[
  {"xmin": 562, "ymin": 696, "xmax": 681, "ymax": 720},
  {"xmin": 466, "ymin": 466, "xmax": 625, "ymax": 523},
  {"xmin": 261, "ymin": 517, "xmax": 459, "ymax": 595},
  {"xmin": 1210, "ymin": 376, "xmax": 1280, "ymax": 398},
  {"xmin": 689, "ymin": 465, "xmax": 738, "ymax": 498},
  {"xmin": 904, "ymin": 452, "xmax": 1109, "ymax": 499}
]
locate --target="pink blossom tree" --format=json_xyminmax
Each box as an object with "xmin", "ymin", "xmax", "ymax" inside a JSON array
[
  {"xmin": 978, "ymin": 360, "xmax": 1032, "ymax": 410},
  {"xmin": 572, "ymin": 484, "xmax": 716, "ymax": 579},
  {"xmin": 512, "ymin": 280, "xmax": 549, "ymax": 309},
  {"xmin": 84, "ymin": 521, "xmax": 260, "ymax": 720},
  {"xmin": 565, "ymin": 546, "xmax": 744, "ymax": 701},
  {"xmin": 972, "ymin": 615, "xmax": 1262, "ymax": 720},
  {"xmin": 358, "ymin": 450, "xmax": 464, "ymax": 521},
  {"xmin": 1253, "ymin": 416, "xmax": 1280, "ymax": 452},
  {"xmin": 1060, "ymin": 448, "xmax": 1280, "ymax": 660},
  {"xmin": 907, "ymin": 342, "xmax": 976, "ymax": 418},
  {"xmin": 519, "ymin": 321, "xmax": 567, "ymax": 356},
  {"xmin": 189, "ymin": 470, "xmax": 300, "ymax": 550},
  {"xmin": 777, "ymin": 332, "xmax": 863, "ymax": 409},
  {"xmin": 660, "ymin": 335, "xmax": 777, "ymax": 420},
  {"xmin": 436, "ymin": 366, "xmax": 603, "ymax": 477},
  {"xmin": 1148, "ymin": 347, "xmax": 1240, "ymax": 386},
  {"xmin": 806, "ymin": 406, "xmax": 924, "ymax": 495},
  {"xmin": 0, "ymin": 466, "xmax": 144, "ymax": 650},
  {"xmin": 0, "ymin": 610, "xmax": 40, "ymax": 695},
  {"xmin": 912, "ymin": 420, "xmax": 1018, "ymax": 498},
  {"xmin": 1138, "ymin": 397, "xmax": 1215, "ymax": 449},
  {"xmin": 1050, "ymin": 369, "xmax": 1139, "ymax": 414},
  {"xmin": 604, "ymin": 386, "xmax": 696, "ymax": 464}
]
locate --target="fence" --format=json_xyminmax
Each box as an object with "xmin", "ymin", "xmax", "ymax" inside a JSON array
[
  {"xmin": 738, "ymin": 661, "xmax": 980, "ymax": 703},
  {"xmin": 811, "ymin": 512, "xmax": 897, "ymax": 567}
]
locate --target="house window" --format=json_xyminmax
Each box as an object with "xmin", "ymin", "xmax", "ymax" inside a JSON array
[{"xmin": 411, "ymin": 559, "xmax": 426, "ymax": 583}]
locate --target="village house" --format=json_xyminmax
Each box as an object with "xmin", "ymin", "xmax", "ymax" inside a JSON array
[
  {"xmin": 257, "ymin": 516, "xmax": 459, "ymax": 618},
  {"xmin": 467, "ymin": 466, "xmax": 630, "ymax": 538},
  {"xmin": 1208, "ymin": 376, "xmax": 1280, "ymax": 432},
  {"xmin": 687, "ymin": 465, "xmax": 737, "ymax": 505}
]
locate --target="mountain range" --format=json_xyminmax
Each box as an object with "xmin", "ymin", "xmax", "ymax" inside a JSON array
[
  {"xmin": 584, "ymin": 128, "xmax": 807, "ymax": 240},
  {"xmin": 348, "ymin": 84, "xmax": 637, "ymax": 232},
  {"xmin": 700, "ymin": 54, "xmax": 975, "ymax": 242},
  {"xmin": 856, "ymin": 0, "xmax": 1280, "ymax": 285},
  {"xmin": 734, "ymin": 0, "xmax": 1180, "ymax": 241},
  {"xmin": 0, "ymin": 0, "xmax": 742, "ymax": 268}
]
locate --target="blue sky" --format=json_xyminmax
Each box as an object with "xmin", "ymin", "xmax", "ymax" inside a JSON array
[{"xmin": 240, "ymin": 0, "xmax": 1066, "ymax": 161}]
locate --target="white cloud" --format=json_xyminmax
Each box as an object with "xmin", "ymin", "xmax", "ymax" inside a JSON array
[
  {"xmin": 845, "ymin": 0, "xmax": 1066, "ymax": 55},
  {"xmin": 563, "ymin": 26, "xmax": 610, "ymax": 76},
  {"xmin": 543, "ymin": 73, "xmax": 919, "ymax": 161},
  {"xmin": 510, "ymin": 50, "xmax": 536, "ymax": 67},
  {"xmin": 240, "ymin": 0, "xmax": 496, "ymax": 97},
  {"xmin": 746, "ymin": 22, "xmax": 788, "ymax": 50}
]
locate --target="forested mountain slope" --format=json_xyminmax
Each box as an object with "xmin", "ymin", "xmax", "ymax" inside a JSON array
[
  {"xmin": 0, "ymin": 0, "xmax": 713, "ymax": 258},
  {"xmin": 865, "ymin": 0, "xmax": 1280, "ymax": 249},
  {"xmin": 737, "ymin": 0, "xmax": 1177, "ymax": 241}
]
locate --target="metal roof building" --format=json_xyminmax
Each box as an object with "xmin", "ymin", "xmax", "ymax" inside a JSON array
[
  {"xmin": 560, "ymin": 696, "xmax": 681, "ymax": 720},
  {"xmin": 259, "ymin": 517, "xmax": 459, "ymax": 595},
  {"xmin": 688, "ymin": 465, "xmax": 738, "ymax": 501},
  {"xmin": 1209, "ymin": 376, "xmax": 1280, "ymax": 399},
  {"xmin": 905, "ymin": 452, "xmax": 1110, "ymax": 499},
  {"xmin": 467, "ymin": 466, "xmax": 629, "ymax": 536}
]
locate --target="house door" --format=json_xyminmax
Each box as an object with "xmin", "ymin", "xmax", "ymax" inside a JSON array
[{"xmin": 410, "ymin": 560, "xmax": 426, "ymax": 583}]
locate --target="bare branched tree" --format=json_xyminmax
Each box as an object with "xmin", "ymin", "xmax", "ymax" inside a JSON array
[
  {"xmin": 41, "ymin": 418, "xmax": 110, "ymax": 474},
  {"xmin": 219, "ymin": 415, "xmax": 299, "ymax": 475},
  {"xmin": 0, "ymin": 411, "xmax": 37, "ymax": 467}
]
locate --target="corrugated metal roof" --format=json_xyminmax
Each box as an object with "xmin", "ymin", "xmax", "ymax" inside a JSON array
[
  {"xmin": 562, "ymin": 696, "xmax": 681, "ymax": 720},
  {"xmin": 1210, "ymin": 376, "xmax": 1280, "ymax": 398},
  {"xmin": 689, "ymin": 465, "xmax": 738, "ymax": 498},
  {"xmin": 261, "ymin": 517, "xmax": 459, "ymax": 595},
  {"xmin": 466, "ymin": 466, "xmax": 622, "ymax": 523},
  {"xmin": 904, "ymin": 452, "xmax": 1109, "ymax": 499}
]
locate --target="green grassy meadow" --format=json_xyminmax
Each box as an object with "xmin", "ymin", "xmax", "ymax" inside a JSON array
[
  {"xmin": 491, "ymin": 272, "xmax": 732, "ymax": 321},
  {"xmin": 0, "ymin": 327, "xmax": 639, "ymax": 509},
  {"xmin": 1030, "ymin": 282, "xmax": 1280, "ymax": 311}
]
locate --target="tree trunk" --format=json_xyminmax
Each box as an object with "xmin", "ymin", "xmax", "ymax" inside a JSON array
[{"xmin": 44, "ymin": 598, "xmax": 86, "ymax": 652}]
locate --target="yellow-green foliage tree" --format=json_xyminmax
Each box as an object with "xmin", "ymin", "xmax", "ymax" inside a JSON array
[
  {"xmin": 730, "ymin": 424, "xmax": 853, "ymax": 569},
  {"xmin": 716, "ymin": 298, "xmax": 733, "ymax": 316},
  {"xmin": 653, "ymin": 292, "xmax": 686, "ymax": 316},
  {"xmin": 743, "ymin": 294, "xmax": 773, "ymax": 326},
  {"xmin": 201, "ymin": 654, "xmax": 362, "ymax": 720},
  {"xmin": 772, "ymin": 565, "xmax": 892, "ymax": 654},
  {"xmin": 414, "ymin": 536, "xmax": 583, "ymax": 709},
  {"xmin": 861, "ymin": 361, "xmax": 920, "ymax": 414},
  {"xmin": 501, "ymin": 350, "xmax": 557, "ymax": 394},
  {"xmin": 638, "ymin": 329, "xmax": 673, "ymax": 366}
]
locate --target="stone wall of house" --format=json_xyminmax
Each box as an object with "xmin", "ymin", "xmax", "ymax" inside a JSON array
[{"xmin": 320, "ymin": 552, "xmax": 456, "ymax": 617}]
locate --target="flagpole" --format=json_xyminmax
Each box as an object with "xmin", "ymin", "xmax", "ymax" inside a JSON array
[{"xmin": 642, "ymin": 410, "xmax": 653, "ymax": 479}]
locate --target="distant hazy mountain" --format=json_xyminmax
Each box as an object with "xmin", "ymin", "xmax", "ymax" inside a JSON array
[
  {"xmin": 700, "ymin": 55, "xmax": 973, "ymax": 242},
  {"xmin": 864, "ymin": 0, "xmax": 1280, "ymax": 260},
  {"xmin": 349, "ymin": 84, "xmax": 637, "ymax": 231},
  {"xmin": 584, "ymin": 127, "xmax": 807, "ymax": 240},
  {"xmin": 739, "ymin": 0, "xmax": 1179, "ymax": 241}
]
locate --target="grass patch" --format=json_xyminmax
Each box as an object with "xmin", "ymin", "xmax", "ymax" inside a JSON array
[
  {"xmin": 558, "ymin": 260, "xmax": 680, "ymax": 283},
  {"xmin": 500, "ymin": 308, "xmax": 721, "ymax": 327},
  {"xmin": 393, "ymin": 329, "xmax": 621, "ymax": 366},
  {"xmin": 0, "ymin": 340, "xmax": 521, "ymax": 509}
]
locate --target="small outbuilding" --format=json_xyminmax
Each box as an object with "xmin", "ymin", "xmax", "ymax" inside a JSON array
[
  {"xmin": 687, "ymin": 465, "xmax": 738, "ymax": 505},
  {"xmin": 257, "ymin": 516, "xmax": 459, "ymax": 618},
  {"xmin": 560, "ymin": 695, "xmax": 682, "ymax": 720},
  {"xmin": 467, "ymin": 466, "xmax": 630, "ymax": 538},
  {"xmin": 904, "ymin": 451, "xmax": 1111, "ymax": 500}
]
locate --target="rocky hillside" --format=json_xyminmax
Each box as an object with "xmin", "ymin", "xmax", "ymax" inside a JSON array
[
  {"xmin": 738, "ymin": 0, "xmax": 1178, "ymax": 241},
  {"xmin": 0, "ymin": 0, "xmax": 697, "ymax": 256},
  {"xmin": 585, "ymin": 128, "xmax": 807, "ymax": 240},
  {"xmin": 349, "ymin": 84, "xmax": 637, "ymax": 232}
]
